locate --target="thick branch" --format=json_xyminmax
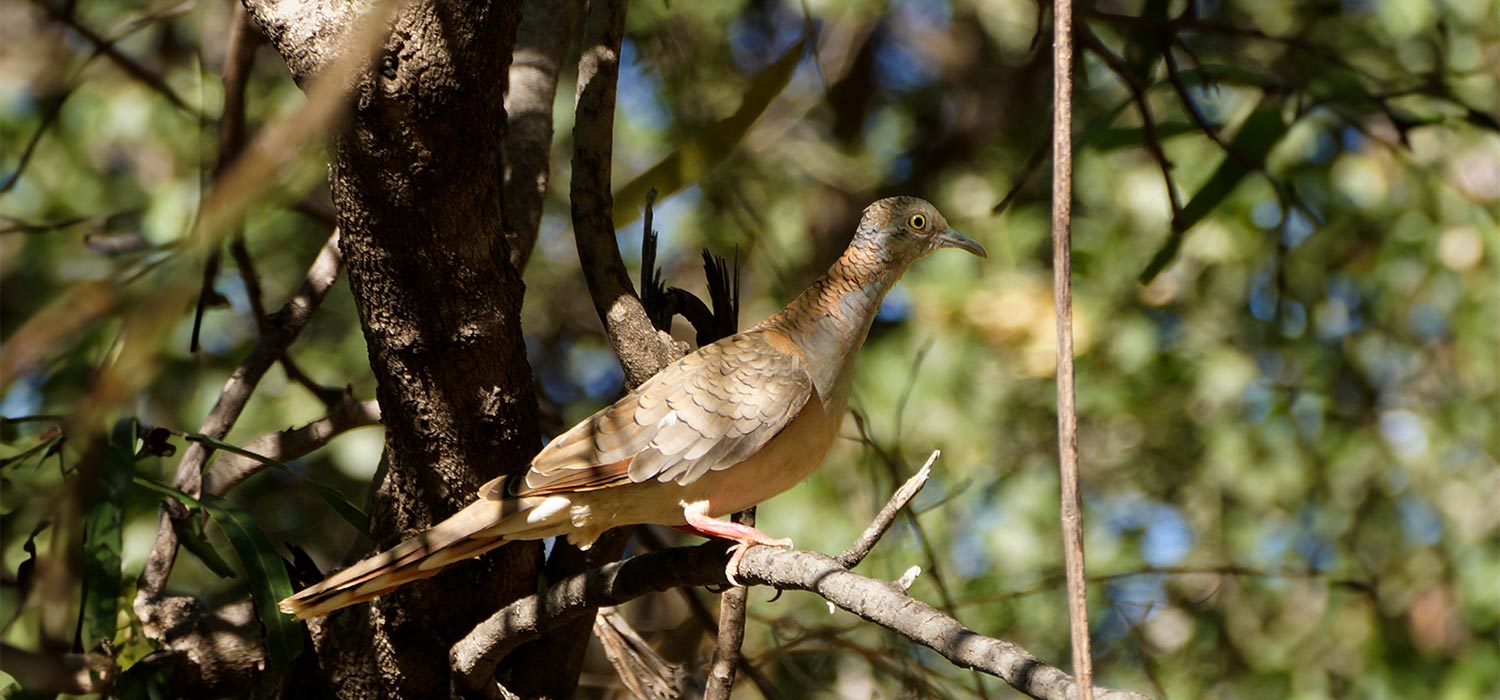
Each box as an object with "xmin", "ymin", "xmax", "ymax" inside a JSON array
[
  {"xmin": 569, "ymin": 0, "xmax": 676, "ymax": 388},
  {"xmin": 452, "ymin": 545, "xmax": 1148, "ymax": 700},
  {"xmin": 260, "ymin": 1, "xmax": 541, "ymax": 696},
  {"xmin": 454, "ymin": 455, "xmax": 1144, "ymax": 700},
  {"xmin": 240, "ymin": 0, "xmax": 365, "ymax": 82},
  {"xmin": 503, "ymin": 0, "xmax": 583, "ymax": 270}
]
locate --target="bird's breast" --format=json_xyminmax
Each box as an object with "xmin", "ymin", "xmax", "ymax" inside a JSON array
[{"xmin": 678, "ymin": 389, "xmax": 845, "ymax": 518}]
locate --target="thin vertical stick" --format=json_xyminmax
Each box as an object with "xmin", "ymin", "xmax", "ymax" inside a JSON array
[
  {"xmin": 704, "ymin": 507, "xmax": 754, "ymax": 700},
  {"xmin": 1050, "ymin": 1, "xmax": 1093, "ymax": 699}
]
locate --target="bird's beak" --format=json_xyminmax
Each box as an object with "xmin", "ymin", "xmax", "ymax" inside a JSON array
[{"xmin": 937, "ymin": 230, "xmax": 987, "ymax": 258}]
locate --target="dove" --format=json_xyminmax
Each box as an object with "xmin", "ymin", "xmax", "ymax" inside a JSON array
[{"xmin": 280, "ymin": 196, "xmax": 985, "ymax": 619}]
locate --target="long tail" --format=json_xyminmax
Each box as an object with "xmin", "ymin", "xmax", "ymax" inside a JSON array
[{"xmin": 278, "ymin": 488, "xmax": 569, "ymax": 620}]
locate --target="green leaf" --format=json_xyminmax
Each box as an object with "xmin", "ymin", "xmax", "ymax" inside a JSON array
[
  {"xmin": 199, "ymin": 494, "xmax": 302, "ymax": 675},
  {"xmin": 0, "ymin": 434, "xmax": 61, "ymax": 469},
  {"xmin": 132, "ymin": 474, "xmax": 202, "ymax": 508},
  {"xmin": 171, "ymin": 510, "xmax": 238, "ymax": 579},
  {"xmin": 189, "ymin": 433, "xmax": 368, "ymax": 535},
  {"xmin": 612, "ymin": 38, "xmax": 806, "ymax": 228},
  {"xmin": 81, "ymin": 419, "xmax": 134, "ymax": 648},
  {"xmin": 1140, "ymin": 99, "xmax": 1290, "ymax": 284},
  {"xmin": 129, "ymin": 475, "xmax": 235, "ymax": 577}
]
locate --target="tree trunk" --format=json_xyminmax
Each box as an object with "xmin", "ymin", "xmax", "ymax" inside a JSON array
[{"xmin": 243, "ymin": 1, "xmax": 544, "ymax": 696}]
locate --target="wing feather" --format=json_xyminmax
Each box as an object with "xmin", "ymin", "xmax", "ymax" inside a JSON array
[{"xmin": 513, "ymin": 330, "xmax": 812, "ymax": 496}]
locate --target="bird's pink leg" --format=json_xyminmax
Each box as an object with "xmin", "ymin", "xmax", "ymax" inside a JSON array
[{"xmin": 676, "ymin": 501, "xmax": 792, "ymax": 585}]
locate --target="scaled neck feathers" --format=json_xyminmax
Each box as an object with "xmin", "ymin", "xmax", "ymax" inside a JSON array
[{"xmin": 759, "ymin": 236, "xmax": 905, "ymax": 401}]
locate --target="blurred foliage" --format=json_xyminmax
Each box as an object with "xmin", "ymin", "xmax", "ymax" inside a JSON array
[{"xmin": 2, "ymin": 0, "xmax": 1498, "ymax": 697}]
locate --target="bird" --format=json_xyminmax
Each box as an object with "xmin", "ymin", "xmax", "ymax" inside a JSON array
[{"xmin": 279, "ymin": 196, "xmax": 985, "ymax": 619}]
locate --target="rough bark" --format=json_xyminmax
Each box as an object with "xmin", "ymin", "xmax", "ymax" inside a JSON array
[{"xmin": 241, "ymin": 0, "xmax": 542, "ymax": 696}]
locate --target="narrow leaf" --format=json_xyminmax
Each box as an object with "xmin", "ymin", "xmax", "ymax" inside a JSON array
[
  {"xmin": 1, "ymin": 435, "xmax": 61, "ymax": 469},
  {"xmin": 81, "ymin": 419, "xmax": 134, "ymax": 647},
  {"xmin": 612, "ymin": 39, "xmax": 806, "ymax": 227},
  {"xmin": 189, "ymin": 433, "xmax": 368, "ymax": 534},
  {"xmin": 199, "ymin": 494, "xmax": 303, "ymax": 674},
  {"xmin": 131, "ymin": 475, "xmax": 236, "ymax": 577},
  {"xmin": 1140, "ymin": 100, "xmax": 1290, "ymax": 283},
  {"xmin": 132, "ymin": 474, "xmax": 202, "ymax": 507},
  {"xmin": 171, "ymin": 512, "xmax": 238, "ymax": 579}
]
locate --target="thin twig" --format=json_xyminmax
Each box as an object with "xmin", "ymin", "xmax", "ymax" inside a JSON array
[
  {"xmin": 847, "ymin": 410, "xmax": 985, "ymax": 698},
  {"xmin": 837, "ymin": 450, "xmax": 936, "ymax": 568},
  {"xmin": 704, "ymin": 507, "xmax": 754, "ymax": 700},
  {"xmin": 1051, "ymin": 3, "xmax": 1093, "ymax": 700},
  {"xmin": 1077, "ymin": 24, "xmax": 1181, "ymax": 229},
  {"xmin": 134, "ymin": 230, "xmax": 342, "ymax": 619},
  {"xmin": 191, "ymin": 4, "xmax": 263, "ymax": 353},
  {"xmin": 36, "ymin": 0, "xmax": 198, "ymax": 114}
]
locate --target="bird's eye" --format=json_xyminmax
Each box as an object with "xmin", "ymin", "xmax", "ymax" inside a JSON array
[{"xmin": 908, "ymin": 213, "xmax": 927, "ymax": 231}]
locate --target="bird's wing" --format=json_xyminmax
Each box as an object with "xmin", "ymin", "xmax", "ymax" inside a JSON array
[{"xmin": 488, "ymin": 330, "xmax": 814, "ymax": 498}]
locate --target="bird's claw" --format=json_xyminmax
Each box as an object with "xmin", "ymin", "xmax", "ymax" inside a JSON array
[{"xmin": 723, "ymin": 536, "xmax": 794, "ymax": 586}]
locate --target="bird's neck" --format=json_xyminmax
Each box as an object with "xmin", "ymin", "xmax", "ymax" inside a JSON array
[{"xmin": 763, "ymin": 239, "xmax": 902, "ymax": 402}]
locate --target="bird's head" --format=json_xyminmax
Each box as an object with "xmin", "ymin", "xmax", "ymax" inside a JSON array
[{"xmin": 854, "ymin": 196, "xmax": 987, "ymax": 267}]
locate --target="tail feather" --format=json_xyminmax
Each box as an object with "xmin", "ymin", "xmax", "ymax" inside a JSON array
[{"xmin": 279, "ymin": 489, "xmax": 564, "ymax": 620}]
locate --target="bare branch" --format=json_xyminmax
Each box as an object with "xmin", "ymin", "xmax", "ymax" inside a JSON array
[
  {"xmin": 1052, "ymin": 4, "xmax": 1094, "ymax": 699},
  {"xmin": 192, "ymin": 3, "xmax": 262, "ymax": 353},
  {"xmin": 837, "ymin": 450, "xmax": 937, "ymax": 568},
  {"xmin": 451, "ymin": 544, "xmax": 1148, "ymax": 700},
  {"xmin": 704, "ymin": 507, "xmax": 754, "ymax": 700},
  {"xmin": 503, "ymin": 0, "xmax": 584, "ymax": 270},
  {"xmin": 134, "ymin": 230, "xmax": 342, "ymax": 627},
  {"xmin": 569, "ymin": 0, "xmax": 677, "ymax": 388},
  {"xmin": 452, "ymin": 459, "xmax": 1148, "ymax": 700},
  {"xmin": 36, "ymin": 0, "xmax": 197, "ymax": 114},
  {"xmin": 202, "ymin": 396, "xmax": 381, "ymax": 496}
]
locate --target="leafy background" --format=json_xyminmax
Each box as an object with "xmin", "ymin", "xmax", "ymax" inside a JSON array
[{"xmin": 2, "ymin": 0, "xmax": 1497, "ymax": 697}]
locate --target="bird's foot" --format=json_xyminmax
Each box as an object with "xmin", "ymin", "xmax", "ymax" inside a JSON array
[
  {"xmin": 678, "ymin": 501, "xmax": 793, "ymax": 585},
  {"xmin": 722, "ymin": 535, "xmax": 793, "ymax": 586}
]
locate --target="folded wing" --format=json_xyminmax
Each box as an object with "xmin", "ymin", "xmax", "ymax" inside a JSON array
[{"xmin": 485, "ymin": 330, "xmax": 813, "ymax": 499}]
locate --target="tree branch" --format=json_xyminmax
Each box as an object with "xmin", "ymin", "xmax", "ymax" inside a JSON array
[
  {"xmin": 133, "ymin": 229, "xmax": 342, "ymax": 639},
  {"xmin": 704, "ymin": 507, "xmax": 753, "ymax": 700},
  {"xmin": 453, "ymin": 455, "xmax": 1147, "ymax": 700},
  {"xmin": 837, "ymin": 449, "xmax": 936, "ymax": 568},
  {"xmin": 1052, "ymin": 3, "xmax": 1094, "ymax": 698},
  {"xmin": 503, "ymin": 0, "xmax": 583, "ymax": 271},
  {"xmin": 202, "ymin": 395, "xmax": 381, "ymax": 496},
  {"xmin": 452, "ymin": 543, "xmax": 1148, "ymax": 700},
  {"xmin": 568, "ymin": 0, "xmax": 677, "ymax": 389},
  {"xmin": 1076, "ymin": 24, "xmax": 1181, "ymax": 229}
]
